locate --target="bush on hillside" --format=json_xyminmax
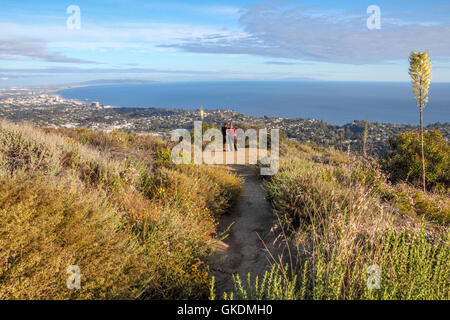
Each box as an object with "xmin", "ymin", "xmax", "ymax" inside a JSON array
[
  {"xmin": 257, "ymin": 140, "xmax": 450, "ymax": 300},
  {"xmin": 382, "ymin": 130, "xmax": 449, "ymax": 191}
]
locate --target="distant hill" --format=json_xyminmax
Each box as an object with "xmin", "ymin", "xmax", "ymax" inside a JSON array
[{"xmin": 75, "ymin": 79, "xmax": 160, "ymax": 86}]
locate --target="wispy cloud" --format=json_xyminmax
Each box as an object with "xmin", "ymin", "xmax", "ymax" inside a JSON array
[
  {"xmin": 0, "ymin": 38, "xmax": 96, "ymax": 63},
  {"xmin": 1, "ymin": 1, "xmax": 449, "ymax": 83},
  {"xmin": 0, "ymin": 21, "xmax": 238, "ymax": 48},
  {"xmin": 0, "ymin": 66, "xmax": 319, "ymax": 82},
  {"xmin": 0, "ymin": 66, "xmax": 218, "ymax": 75},
  {"xmin": 265, "ymin": 61, "xmax": 308, "ymax": 65},
  {"xmin": 161, "ymin": 3, "xmax": 450, "ymax": 64}
]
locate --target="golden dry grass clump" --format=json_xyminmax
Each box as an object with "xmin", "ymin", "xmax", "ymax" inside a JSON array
[
  {"xmin": 0, "ymin": 121, "xmax": 242, "ymax": 299},
  {"xmin": 0, "ymin": 176, "xmax": 156, "ymax": 299}
]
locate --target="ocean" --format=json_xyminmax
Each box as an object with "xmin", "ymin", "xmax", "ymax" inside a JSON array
[{"xmin": 57, "ymin": 81, "xmax": 450, "ymax": 125}]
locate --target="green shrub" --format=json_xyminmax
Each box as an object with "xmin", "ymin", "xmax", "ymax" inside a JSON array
[
  {"xmin": 382, "ymin": 130, "xmax": 449, "ymax": 190},
  {"xmin": 225, "ymin": 226, "xmax": 449, "ymax": 300},
  {"xmin": 258, "ymin": 139, "xmax": 450, "ymax": 300},
  {"xmin": 221, "ymin": 264, "xmax": 298, "ymax": 300}
]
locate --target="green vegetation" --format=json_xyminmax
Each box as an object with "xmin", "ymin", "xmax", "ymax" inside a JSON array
[
  {"xmin": 0, "ymin": 121, "xmax": 241, "ymax": 299},
  {"xmin": 383, "ymin": 130, "xmax": 449, "ymax": 192},
  {"xmin": 225, "ymin": 139, "xmax": 449, "ymax": 300},
  {"xmin": 362, "ymin": 118, "xmax": 369, "ymax": 157},
  {"xmin": 1, "ymin": 120, "xmax": 448, "ymax": 300},
  {"xmin": 223, "ymin": 264, "xmax": 298, "ymax": 300}
]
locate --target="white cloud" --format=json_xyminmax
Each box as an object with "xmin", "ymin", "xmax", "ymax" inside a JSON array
[
  {"xmin": 0, "ymin": 21, "xmax": 248, "ymax": 57},
  {"xmin": 162, "ymin": 3, "xmax": 450, "ymax": 64},
  {"xmin": 0, "ymin": 21, "xmax": 240, "ymax": 46},
  {"xmin": 2, "ymin": 2, "xmax": 449, "ymax": 67},
  {"xmin": 0, "ymin": 38, "xmax": 96, "ymax": 63}
]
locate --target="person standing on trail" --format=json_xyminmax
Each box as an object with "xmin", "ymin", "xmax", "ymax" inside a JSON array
[
  {"xmin": 227, "ymin": 123, "xmax": 238, "ymax": 151},
  {"xmin": 232, "ymin": 123, "xmax": 238, "ymax": 151},
  {"xmin": 221, "ymin": 123, "xmax": 228, "ymax": 151}
]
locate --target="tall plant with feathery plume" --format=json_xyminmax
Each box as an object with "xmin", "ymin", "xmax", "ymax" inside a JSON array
[{"xmin": 409, "ymin": 51, "xmax": 432, "ymax": 192}]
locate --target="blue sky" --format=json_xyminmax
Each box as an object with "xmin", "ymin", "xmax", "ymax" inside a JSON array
[{"xmin": 1, "ymin": 0, "xmax": 450, "ymax": 86}]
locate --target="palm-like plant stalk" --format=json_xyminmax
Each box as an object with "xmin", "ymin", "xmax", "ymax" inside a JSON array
[{"xmin": 409, "ymin": 51, "xmax": 432, "ymax": 192}]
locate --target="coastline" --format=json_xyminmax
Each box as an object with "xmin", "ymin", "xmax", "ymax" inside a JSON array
[
  {"xmin": 1, "ymin": 81, "xmax": 449, "ymax": 128},
  {"xmin": 55, "ymin": 82, "xmax": 450, "ymax": 126},
  {"xmin": 0, "ymin": 85, "xmax": 448, "ymax": 156}
]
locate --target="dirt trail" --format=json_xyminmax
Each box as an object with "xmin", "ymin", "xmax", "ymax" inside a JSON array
[{"xmin": 208, "ymin": 164, "xmax": 281, "ymax": 295}]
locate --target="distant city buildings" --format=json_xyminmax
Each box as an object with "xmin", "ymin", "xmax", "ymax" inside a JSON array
[{"xmin": 0, "ymin": 89, "xmax": 448, "ymax": 157}]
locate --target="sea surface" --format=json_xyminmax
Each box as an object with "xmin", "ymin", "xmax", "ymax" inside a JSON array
[{"xmin": 58, "ymin": 81, "xmax": 450, "ymax": 125}]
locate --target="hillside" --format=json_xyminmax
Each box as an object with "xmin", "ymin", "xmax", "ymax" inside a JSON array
[
  {"xmin": 221, "ymin": 139, "xmax": 449, "ymax": 299},
  {"xmin": 1, "ymin": 121, "xmax": 448, "ymax": 300},
  {"xmin": 0, "ymin": 121, "xmax": 241, "ymax": 299}
]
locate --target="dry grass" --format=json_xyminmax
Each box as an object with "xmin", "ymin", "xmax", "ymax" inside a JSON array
[
  {"xmin": 229, "ymin": 139, "xmax": 449, "ymax": 300},
  {"xmin": 0, "ymin": 121, "xmax": 242, "ymax": 299},
  {"xmin": 0, "ymin": 176, "xmax": 155, "ymax": 299}
]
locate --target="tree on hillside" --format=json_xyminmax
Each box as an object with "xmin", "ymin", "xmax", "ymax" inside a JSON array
[
  {"xmin": 409, "ymin": 51, "xmax": 432, "ymax": 192},
  {"xmin": 362, "ymin": 118, "xmax": 369, "ymax": 157}
]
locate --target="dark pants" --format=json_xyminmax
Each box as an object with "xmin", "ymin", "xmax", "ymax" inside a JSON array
[{"xmin": 221, "ymin": 128, "xmax": 227, "ymax": 150}]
